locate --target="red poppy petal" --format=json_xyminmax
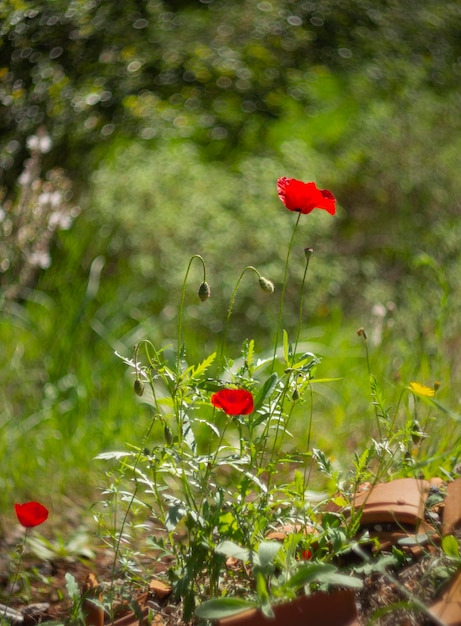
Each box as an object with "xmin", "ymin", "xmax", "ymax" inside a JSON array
[
  {"xmin": 14, "ymin": 501, "xmax": 49, "ymax": 528},
  {"xmin": 211, "ymin": 389, "xmax": 254, "ymax": 416},
  {"xmin": 277, "ymin": 177, "xmax": 336, "ymax": 215}
]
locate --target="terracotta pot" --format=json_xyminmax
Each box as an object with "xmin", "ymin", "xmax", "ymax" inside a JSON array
[{"xmin": 218, "ymin": 590, "xmax": 359, "ymax": 626}]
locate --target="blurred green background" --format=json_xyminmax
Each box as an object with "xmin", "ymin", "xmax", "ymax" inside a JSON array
[{"xmin": 1, "ymin": 0, "xmax": 461, "ymax": 521}]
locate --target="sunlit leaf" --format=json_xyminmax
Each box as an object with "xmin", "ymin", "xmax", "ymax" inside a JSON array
[{"xmin": 195, "ymin": 597, "xmax": 256, "ymax": 619}]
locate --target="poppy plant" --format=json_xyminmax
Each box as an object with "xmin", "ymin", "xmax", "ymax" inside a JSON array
[
  {"xmin": 211, "ymin": 388, "xmax": 254, "ymax": 416},
  {"xmin": 14, "ymin": 501, "xmax": 49, "ymax": 528},
  {"xmin": 277, "ymin": 177, "xmax": 336, "ymax": 215}
]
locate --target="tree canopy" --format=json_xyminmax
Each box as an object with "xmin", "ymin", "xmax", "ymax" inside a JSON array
[{"xmin": 2, "ymin": 0, "xmax": 460, "ymax": 191}]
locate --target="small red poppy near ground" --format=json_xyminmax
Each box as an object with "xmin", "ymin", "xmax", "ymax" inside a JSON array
[
  {"xmin": 211, "ymin": 388, "xmax": 254, "ymax": 416},
  {"xmin": 14, "ymin": 501, "xmax": 49, "ymax": 528},
  {"xmin": 277, "ymin": 177, "xmax": 336, "ymax": 215}
]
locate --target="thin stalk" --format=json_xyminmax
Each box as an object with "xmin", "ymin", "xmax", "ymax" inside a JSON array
[
  {"xmin": 109, "ymin": 415, "xmax": 156, "ymax": 592},
  {"xmin": 176, "ymin": 254, "xmax": 207, "ymax": 372},
  {"xmin": 358, "ymin": 328, "xmax": 383, "ymax": 439},
  {"xmin": 1, "ymin": 530, "xmax": 28, "ymax": 625},
  {"xmin": 302, "ymin": 383, "xmax": 315, "ymax": 492},
  {"xmin": 272, "ymin": 213, "xmax": 301, "ymax": 371},
  {"xmin": 293, "ymin": 248, "xmax": 313, "ymax": 357},
  {"xmin": 217, "ymin": 265, "xmax": 266, "ymax": 376}
]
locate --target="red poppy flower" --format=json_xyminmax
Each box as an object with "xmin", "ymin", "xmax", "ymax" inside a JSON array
[
  {"xmin": 211, "ymin": 388, "xmax": 254, "ymax": 416},
  {"xmin": 277, "ymin": 177, "xmax": 336, "ymax": 215},
  {"xmin": 14, "ymin": 501, "xmax": 49, "ymax": 528}
]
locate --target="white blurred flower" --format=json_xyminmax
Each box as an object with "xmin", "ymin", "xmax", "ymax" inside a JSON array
[
  {"xmin": 26, "ymin": 133, "xmax": 52, "ymax": 154},
  {"xmin": 28, "ymin": 251, "xmax": 51, "ymax": 269}
]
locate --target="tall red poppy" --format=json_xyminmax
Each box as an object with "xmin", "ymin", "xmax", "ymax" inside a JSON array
[
  {"xmin": 211, "ymin": 389, "xmax": 254, "ymax": 416},
  {"xmin": 277, "ymin": 177, "xmax": 336, "ymax": 215},
  {"xmin": 14, "ymin": 501, "xmax": 49, "ymax": 528}
]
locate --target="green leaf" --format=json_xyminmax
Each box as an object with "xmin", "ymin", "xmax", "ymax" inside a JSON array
[
  {"xmin": 65, "ymin": 573, "xmax": 80, "ymax": 600},
  {"xmin": 283, "ymin": 562, "xmax": 362, "ymax": 591},
  {"xmin": 319, "ymin": 571, "xmax": 363, "ymax": 589},
  {"xmin": 254, "ymin": 373, "xmax": 278, "ymax": 411},
  {"xmin": 165, "ymin": 502, "xmax": 185, "ymax": 531},
  {"xmin": 283, "ymin": 329, "xmax": 290, "ymax": 365},
  {"xmin": 246, "ymin": 339, "xmax": 255, "ymax": 369},
  {"xmin": 187, "ymin": 351, "xmax": 217, "ymax": 380},
  {"xmin": 283, "ymin": 563, "xmax": 337, "ymax": 589},
  {"xmin": 195, "ymin": 597, "xmax": 256, "ymax": 619},
  {"xmin": 94, "ymin": 451, "xmax": 132, "ymax": 460},
  {"xmin": 257, "ymin": 541, "xmax": 281, "ymax": 568},
  {"xmin": 255, "ymin": 571, "xmax": 269, "ymax": 603},
  {"xmin": 442, "ymin": 534, "xmax": 460, "ymax": 559},
  {"xmin": 398, "ymin": 533, "xmax": 432, "ymax": 547},
  {"xmin": 216, "ymin": 540, "xmax": 250, "ymax": 562}
]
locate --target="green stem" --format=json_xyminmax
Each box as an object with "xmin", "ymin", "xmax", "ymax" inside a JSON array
[
  {"xmin": 293, "ymin": 248, "xmax": 313, "ymax": 357},
  {"xmin": 110, "ymin": 415, "xmax": 156, "ymax": 590},
  {"xmin": 359, "ymin": 328, "xmax": 383, "ymax": 439},
  {"xmin": 177, "ymin": 254, "xmax": 207, "ymax": 372},
  {"xmin": 2, "ymin": 530, "xmax": 28, "ymax": 625},
  {"xmin": 272, "ymin": 213, "xmax": 301, "ymax": 372},
  {"xmin": 303, "ymin": 384, "xmax": 315, "ymax": 491},
  {"xmin": 217, "ymin": 265, "xmax": 265, "ymax": 376}
]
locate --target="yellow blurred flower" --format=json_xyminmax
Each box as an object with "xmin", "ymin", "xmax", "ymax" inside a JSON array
[{"xmin": 409, "ymin": 381, "xmax": 435, "ymax": 397}]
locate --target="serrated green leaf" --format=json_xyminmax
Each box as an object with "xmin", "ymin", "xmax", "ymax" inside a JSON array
[
  {"xmin": 187, "ymin": 352, "xmax": 217, "ymax": 380},
  {"xmin": 246, "ymin": 339, "xmax": 255, "ymax": 369}
]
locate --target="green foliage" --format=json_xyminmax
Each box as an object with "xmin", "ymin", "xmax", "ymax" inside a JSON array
[{"xmin": 1, "ymin": 0, "xmax": 461, "ymax": 573}]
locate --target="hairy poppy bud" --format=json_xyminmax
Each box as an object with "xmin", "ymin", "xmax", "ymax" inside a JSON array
[
  {"xmin": 304, "ymin": 247, "xmax": 313, "ymax": 261},
  {"xmin": 134, "ymin": 379, "xmax": 144, "ymax": 396},
  {"xmin": 198, "ymin": 281, "xmax": 211, "ymax": 302},
  {"xmin": 164, "ymin": 424, "xmax": 173, "ymax": 445},
  {"xmin": 258, "ymin": 276, "xmax": 275, "ymax": 294}
]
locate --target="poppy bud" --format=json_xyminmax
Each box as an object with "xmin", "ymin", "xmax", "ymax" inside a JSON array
[
  {"xmin": 304, "ymin": 247, "xmax": 313, "ymax": 261},
  {"xmin": 258, "ymin": 277, "xmax": 275, "ymax": 294},
  {"xmin": 198, "ymin": 281, "xmax": 211, "ymax": 302},
  {"xmin": 134, "ymin": 379, "xmax": 144, "ymax": 396},
  {"xmin": 164, "ymin": 424, "xmax": 173, "ymax": 445},
  {"xmin": 292, "ymin": 388, "xmax": 299, "ymax": 401},
  {"xmin": 411, "ymin": 420, "xmax": 426, "ymax": 444}
]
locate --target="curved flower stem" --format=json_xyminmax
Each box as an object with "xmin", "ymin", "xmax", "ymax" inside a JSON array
[
  {"xmin": 217, "ymin": 265, "xmax": 265, "ymax": 377},
  {"xmin": 272, "ymin": 213, "xmax": 301, "ymax": 372},
  {"xmin": 176, "ymin": 254, "xmax": 207, "ymax": 372},
  {"xmin": 2, "ymin": 530, "xmax": 28, "ymax": 623}
]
